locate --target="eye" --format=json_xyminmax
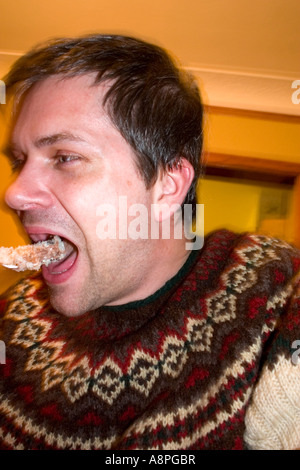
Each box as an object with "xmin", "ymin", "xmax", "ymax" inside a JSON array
[
  {"xmin": 10, "ymin": 157, "xmax": 25, "ymax": 173},
  {"xmin": 55, "ymin": 153, "xmax": 81, "ymax": 165}
]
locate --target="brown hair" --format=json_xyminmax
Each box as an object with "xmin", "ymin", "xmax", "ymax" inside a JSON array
[{"xmin": 4, "ymin": 34, "xmax": 204, "ymax": 211}]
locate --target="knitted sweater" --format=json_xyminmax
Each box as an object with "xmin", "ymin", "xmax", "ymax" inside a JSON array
[{"xmin": 1, "ymin": 230, "xmax": 300, "ymax": 450}]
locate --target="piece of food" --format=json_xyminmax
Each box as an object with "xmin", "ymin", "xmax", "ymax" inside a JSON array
[{"xmin": 0, "ymin": 236, "xmax": 65, "ymax": 272}]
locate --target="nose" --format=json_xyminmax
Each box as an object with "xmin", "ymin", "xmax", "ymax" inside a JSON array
[{"xmin": 5, "ymin": 161, "xmax": 53, "ymax": 214}]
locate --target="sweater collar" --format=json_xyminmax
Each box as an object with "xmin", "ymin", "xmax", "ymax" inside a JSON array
[
  {"xmin": 102, "ymin": 247, "xmax": 200, "ymax": 312},
  {"xmin": 60, "ymin": 247, "xmax": 201, "ymax": 343}
]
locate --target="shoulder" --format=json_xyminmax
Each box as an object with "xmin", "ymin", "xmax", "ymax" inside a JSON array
[
  {"xmin": 197, "ymin": 229, "xmax": 300, "ymax": 291},
  {"xmin": 198, "ymin": 232, "xmax": 300, "ymax": 450},
  {"xmin": 191, "ymin": 230, "xmax": 300, "ymax": 342},
  {"xmin": 206, "ymin": 229, "xmax": 300, "ymax": 275},
  {"xmin": 204, "ymin": 229, "xmax": 300, "ymax": 268}
]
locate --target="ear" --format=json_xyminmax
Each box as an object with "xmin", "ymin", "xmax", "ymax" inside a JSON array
[{"xmin": 151, "ymin": 158, "xmax": 195, "ymax": 222}]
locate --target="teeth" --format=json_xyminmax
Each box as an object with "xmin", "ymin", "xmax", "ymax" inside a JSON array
[{"xmin": 44, "ymin": 239, "xmax": 77, "ymax": 275}]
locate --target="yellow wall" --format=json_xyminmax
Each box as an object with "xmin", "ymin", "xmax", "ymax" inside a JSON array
[
  {"xmin": 199, "ymin": 176, "xmax": 293, "ymax": 239},
  {"xmin": 204, "ymin": 110, "xmax": 300, "ymax": 163},
  {"xmin": 197, "ymin": 108, "xmax": 300, "ymax": 242},
  {"xmin": 199, "ymin": 176, "xmax": 262, "ymax": 234}
]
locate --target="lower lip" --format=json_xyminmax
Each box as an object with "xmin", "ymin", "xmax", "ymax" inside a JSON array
[{"xmin": 41, "ymin": 250, "xmax": 78, "ymax": 285}]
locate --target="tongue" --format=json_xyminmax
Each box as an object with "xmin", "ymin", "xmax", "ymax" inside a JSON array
[{"xmin": 44, "ymin": 240, "xmax": 77, "ymax": 274}]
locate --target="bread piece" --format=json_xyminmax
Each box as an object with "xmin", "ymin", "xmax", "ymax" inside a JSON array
[{"xmin": 0, "ymin": 236, "xmax": 65, "ymax": 272}]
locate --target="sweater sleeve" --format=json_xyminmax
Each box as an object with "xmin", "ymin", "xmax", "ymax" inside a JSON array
[
  {"xmin": 244, "ymin": 276, "xmax": 300, "ymax": 450},
  {"xmin": 244, "ymin": 354, "xmax": 300, "ymax": 450}
]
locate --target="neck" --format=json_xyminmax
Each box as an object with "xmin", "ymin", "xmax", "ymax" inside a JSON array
[{"xmin": 106, "ymin": 237, "xmax": 194, "ymax": 307}]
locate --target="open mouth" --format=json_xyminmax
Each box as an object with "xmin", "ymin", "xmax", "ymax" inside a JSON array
[
  {"xmin": 46, "ymin": 237, "xmax": 77, "ymax": 274},
  {"xmin": 30, "ymin": 233, "xmax": 79, "ymax": 282}
]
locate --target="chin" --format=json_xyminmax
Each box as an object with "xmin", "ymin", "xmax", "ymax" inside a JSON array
[{"xmin": 48, "ymin": 291, "xmax": 90, "ymax": 317}]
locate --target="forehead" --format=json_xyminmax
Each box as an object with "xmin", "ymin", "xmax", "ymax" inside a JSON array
[
  {"xmin": 11, "ymin": 74, "xmax": 117, "ymax": 146},
  {"xmin": 16, "ymin": 74, "xmax": 105, "ymax": 120}
]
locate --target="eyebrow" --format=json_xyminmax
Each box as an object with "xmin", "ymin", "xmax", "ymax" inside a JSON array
[
  {"xmin": 2, "ymin": 132, "xmax": 87, "ymax": 159},
  {"xmin": 34, "ymin": 132, "xmax": 86, "ymax": 148}
]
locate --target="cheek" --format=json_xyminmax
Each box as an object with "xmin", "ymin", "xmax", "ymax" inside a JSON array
[
  {"xmin": 55, "ymin": 173, "xmax": 150, "ymax": 244},
  {"xmin": 55, "ymin": 182, "xmax": 102, "ymax": 236}
]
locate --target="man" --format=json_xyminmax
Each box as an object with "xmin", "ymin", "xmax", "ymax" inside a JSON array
[{"xmin": 0, "ymin": 34, "xmax": 299, "ymax": 450}]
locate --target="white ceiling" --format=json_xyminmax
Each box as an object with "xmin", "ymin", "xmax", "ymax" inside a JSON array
[{"xmin": 0, "ymin": 0, "xmax": 300, "ymax": 115}]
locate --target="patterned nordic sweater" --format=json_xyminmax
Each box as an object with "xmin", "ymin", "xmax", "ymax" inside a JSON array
[{"xmin": 1, "ymin": 230, "xmax": 300, "ymax": 450}]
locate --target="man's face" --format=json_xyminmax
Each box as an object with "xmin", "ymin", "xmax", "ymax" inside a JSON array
[{"xmin": 5, "ymin": 75, "xmax": 155, "ymax": 316}]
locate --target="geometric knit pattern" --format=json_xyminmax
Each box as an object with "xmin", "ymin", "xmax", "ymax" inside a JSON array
[{"xmin": 1, "ymin": 230, "xmax": 300, "ymax": 450}]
